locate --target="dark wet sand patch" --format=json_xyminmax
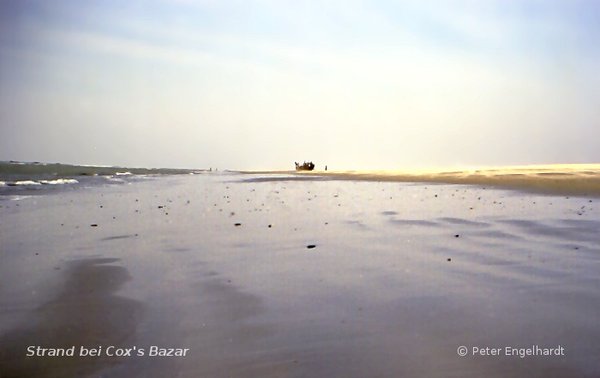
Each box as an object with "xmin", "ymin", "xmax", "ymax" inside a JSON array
[
  {"xmin": 178, "ymin": 272, "xmax": 274, "ymax": 377},
  {"xmin": 499, "ymin": 219, "xmax": 600, "ymax": 243},
  {"xmin": 437, "ymin": 217, "xmax": 490, "ymax": 227},
  {"xmin": 470, "ymin": 229, "xmax": 522, "ymax": 240},
  {"xmin": 197, "ymin": 279, "xmax": 264, "ymax": 323},
  {"xmin": 438, "ymin": 171, "xmax": 465, "ymax": 175},
  {"xmin": 0, "ymin": 258, "xmax": 143, "ymax": 378},
  {"xmin": 163, "ymin": 246, "xmax": 192, "ymax": 253},
  {"xmin": 536, "ymin": 172, "xmax": 574, "ymax": 177},
  {"xmin": 390, "ymin": 219, "xmax": 440, "ymax": 227},
  {"xmin": 100, "ymin": 234, "xmax": 137, "ymax": 241},
  {"xmin": 557, "ymin": 219, "xmax": 600, "ymax": 228},
  {"xmin": 346, "ymin": 220, "xmax": 368, "ymax": 229}
]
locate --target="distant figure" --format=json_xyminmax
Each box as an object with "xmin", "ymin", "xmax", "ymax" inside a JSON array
[{"xmin": 325, "ymin": 165, "xmax": 327, "ymax": 171}]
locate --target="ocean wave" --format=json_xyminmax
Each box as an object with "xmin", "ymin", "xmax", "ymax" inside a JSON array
[
  {"xmin": 39, "ymin": 179, "xmax": 79, "ymax": 185},
  {"xmin": 104, "ymin": 176, "xmax": 125, "ymax": 183},
  {"xmin": 3, "ymin": 179, "xmax": 79, "ymax": 187},
  {"xmin": 1, "ymin": 161, "xmax": 201, "ymax": 178},
  {"xmin": 14, "ymin": 180, "xmax": 42, "ymax": 186}
]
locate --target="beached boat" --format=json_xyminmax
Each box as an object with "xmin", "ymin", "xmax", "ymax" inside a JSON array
[{"xmin": 295, "ymin": 161, "xmax": 315, "ymax": 171}]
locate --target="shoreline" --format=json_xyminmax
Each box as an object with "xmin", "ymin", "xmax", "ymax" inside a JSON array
[{"xmin": 238, "ymin": 164, "xmax": 600, "ymax": 197}]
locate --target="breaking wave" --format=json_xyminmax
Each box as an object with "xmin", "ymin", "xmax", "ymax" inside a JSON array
[{"xmin": 0, "ymin": 161, "xmax": 206, "ymax": 197}]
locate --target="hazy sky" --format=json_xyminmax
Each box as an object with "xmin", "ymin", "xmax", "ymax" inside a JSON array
[{"xmin": 1, "ymin": 0, "xmax": 599, "ymax": 170}]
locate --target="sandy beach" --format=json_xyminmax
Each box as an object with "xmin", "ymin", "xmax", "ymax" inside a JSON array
[
  {"xmin": 249, "ymin": 164, "xmax": 600, "ymax": 197},
  {"xmin": 1, "ymin": 169, "xmax": 599, "ymax": 377},
  {"xmin": 3, "ymin": 0, "xmax": 600, "ymax": 375}
]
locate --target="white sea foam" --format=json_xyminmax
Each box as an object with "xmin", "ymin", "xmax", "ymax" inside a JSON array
[
  {"xmin": 14, "ymin": 180, "xmax": 42, "ymax": 186},
  {"xmin": 115, "ymin": 171, "xmax": 132, "ymax": 176},
  {"xmin": 39, "ymin": 179, "xmax": 79, "ymax": 185},
  {"xmin": 2, "ymin": 178, "xmax": 79, "ymax": 187},
  {"xmin": 9, "ymin": 195, "xmax": 32, "ymax": 201},
  {"xmin": 104, "ymin": 176, "xmax": 125, "ymax": 183}
]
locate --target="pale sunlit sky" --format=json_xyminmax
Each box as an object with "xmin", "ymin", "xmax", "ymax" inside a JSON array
[{"xmin": 1, "ymin": 0, "xmax": 599, "ymax": 170}]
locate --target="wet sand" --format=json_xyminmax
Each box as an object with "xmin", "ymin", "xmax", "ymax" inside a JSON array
[
  {"xmin": 0, "ymin": 258, "xmax": 142, "ymax": 377},
  {"xmin": 1, "ymin": 171, "xmax": 599, "ymax": 377}
]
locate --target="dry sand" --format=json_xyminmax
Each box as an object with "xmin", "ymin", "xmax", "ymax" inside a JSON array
[
  {"xmin": 249, "ymin": 164, "xmax": 600, "ymax": 197},
  {"xmin": 1, "ymin": 168, "xmax": 599, "ymax": 377}
]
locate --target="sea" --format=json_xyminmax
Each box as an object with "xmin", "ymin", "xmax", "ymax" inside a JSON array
[{"xmin": 0, "ymin": 161, "xmax": 204, "ymax": 199}]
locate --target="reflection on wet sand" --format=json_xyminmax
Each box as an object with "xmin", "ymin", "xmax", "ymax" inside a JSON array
[
  {"xmin": 1, "ymin": 172, "xmax": 599, "ymax": 377},
  {"xmin": 168, "ymin": 269, "xmax": 273, "ymax": 378},
  {"xmin": 0, "ymin": 258, "xmax": 142, "ymax": 377}
]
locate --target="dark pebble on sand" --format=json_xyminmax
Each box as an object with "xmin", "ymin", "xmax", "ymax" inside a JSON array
[
  {"xmin": 158, "ymin": 205, "xmax": 164, "ymax": 209},
  {"xmin": 268, "ymin": 224, "xmax": 272, "ymax": 228},
  {"xmin": 307, "ymin": 244, "xmax": 316, "ymax": 249},
  {"xmin": 454, "ymin": 234, "xmax": 459, "ymax": 238},
  {"xmin": 234, "ymin": 223, "xmax": 242, "ymax": 226},
  {"xmin": 447, "ymin": 258, "xmax": 451, "ymax": 262},
  {"xmin": 91, "ymin": 224, "xmax": 98, "ymax": 227}
]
